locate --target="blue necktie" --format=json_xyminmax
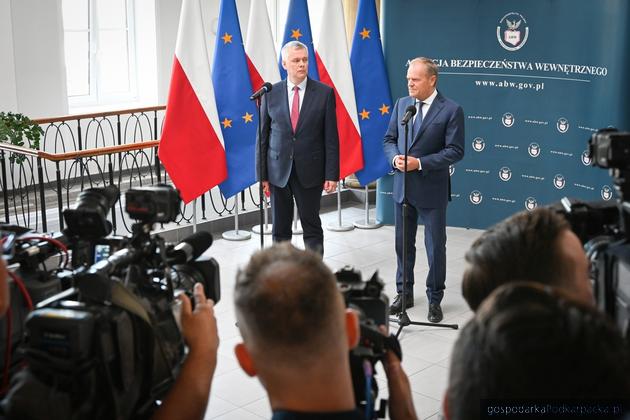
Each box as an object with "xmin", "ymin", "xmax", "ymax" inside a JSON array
[{"xmin": 413, "ymin": 101, "xmax": 423, "ymax": 136}]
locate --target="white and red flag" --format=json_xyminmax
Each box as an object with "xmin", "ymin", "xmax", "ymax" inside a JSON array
[
  {"xmin": 158, "ymin": 0, "xmax": 227, "ymax": 203},
  {"xmin": 315, "ymin": 0, "xmax": 364, "ymax": 179},
  {"xmin": 245, "ymin": 0, "xmax": 280, "ymax": 90}
]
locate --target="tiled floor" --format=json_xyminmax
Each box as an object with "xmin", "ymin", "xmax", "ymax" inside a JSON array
[{"xmin": 201, "ymin": 205, "xmax": 482, "ymax": 420}]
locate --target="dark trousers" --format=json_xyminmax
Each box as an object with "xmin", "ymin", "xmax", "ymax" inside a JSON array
[
  {"xmin": 394, "ymin": 201, "xmax": 447, "ymax": 304},
  {"xmin": 270, "ymin": 167, "xmax": 324, "ymax": 255}
]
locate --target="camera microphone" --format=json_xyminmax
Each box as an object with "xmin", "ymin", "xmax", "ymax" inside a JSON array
[{"xmin": 167, "ymin": 231, "xmax": 213, "ymax": 264}]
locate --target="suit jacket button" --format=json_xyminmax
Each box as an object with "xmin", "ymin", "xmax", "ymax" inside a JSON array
[{"xmin": 292, "ymin": 137, "xmax": 296, "ymax": 142}]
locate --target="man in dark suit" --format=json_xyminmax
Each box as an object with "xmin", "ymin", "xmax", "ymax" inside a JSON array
[
  {"xmin": 383, "ymin": 57, "xmax": 465, "ymax": 323},
  {"xmin": 257, "ymin": 40, "xmax": 339, "ymax": 255}
]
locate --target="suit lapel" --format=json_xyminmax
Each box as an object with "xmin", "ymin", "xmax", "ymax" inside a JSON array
[
  {"xmin": 398, "ymin": 97, "xmax": 415, "ymax": 152},
  {"xmin": 411, "ymin": 92, "xmax": 445, "ymax": 147},
  {"xmin": 279, "ymin": 80, "xmax": 292, "ymax": 129},
  {"xmin": 295, "ymin": 78, "xmax": 315, "ymax": 134}
]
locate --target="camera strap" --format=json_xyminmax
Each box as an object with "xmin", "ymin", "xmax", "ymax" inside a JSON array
[{"xmin": 110, "ymin": 281, "xmax": 152, "ymax": 326}]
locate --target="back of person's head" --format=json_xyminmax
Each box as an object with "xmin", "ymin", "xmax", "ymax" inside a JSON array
[
  {"xmin": 462, "ymin": 207, "xmax": 592, "ymax": 311},
  {"xmin": 234, "ymin": 243, "xmax": 353, "ymax": 369},
  {"xmin": 446, "ymin": 282, "xmax": 630, "ymax": 420}
]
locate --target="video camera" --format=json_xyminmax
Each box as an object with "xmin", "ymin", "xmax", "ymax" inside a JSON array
[
  {"xmin": 335, "ymin": 266, "xmax": 401, "ymax": 419},
  {"xmin": 554, "ymin": 128, "xmax": 630, "ymax": 335},
  {"xmin": 1, "ymin": 184, "xmax": 220, "ymax": 419}
]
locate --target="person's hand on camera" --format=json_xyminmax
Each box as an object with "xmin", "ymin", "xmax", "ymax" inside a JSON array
[
  {"xmin": 180, "ymin": 283, "xmax": 219, "ymax": 362},
  {"xmin": 0, "ymin": 259, "xmax": 9, "ymax": 317},
  {"xmin": 152, "ymin": 283, "xmax": 219, "ymax": 420},
  {"xmin": 378, "ymin": 326, "xmax": 417, "ymax": 420}
]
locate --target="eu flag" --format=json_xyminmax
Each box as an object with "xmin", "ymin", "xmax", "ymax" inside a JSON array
[
  {"xmin": 278, "ymin": 0, "xmax": 319, "ymax": 81},
  {"xmin": 212, "ymin": 0, "xmax": 258, "ymax": 198},
  {"xmin": 350, "ymin": 0, "xmax": 392, "ymax": 185}
]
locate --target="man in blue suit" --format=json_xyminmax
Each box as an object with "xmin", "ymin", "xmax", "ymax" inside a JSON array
[
  {"xmin": 383, "ymin": 57, "xmax": 465, "ymax": 323},
  {"xmin": 257, "ymin": 41, "xmax": 339, "ymax": 255}
]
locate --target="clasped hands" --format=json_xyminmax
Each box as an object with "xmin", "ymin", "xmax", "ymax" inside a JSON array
[{"xmin": 394, "ymin": 155, "xmax": 420, "ymax": 172}]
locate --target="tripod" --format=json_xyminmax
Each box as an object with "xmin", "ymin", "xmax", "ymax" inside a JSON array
[{"xmin": 390, "ymin": 103, "xmax": 458, "ymax": 337}]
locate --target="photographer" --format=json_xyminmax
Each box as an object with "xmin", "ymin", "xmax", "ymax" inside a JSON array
[
  {"xmin": 152, "ymin": 283, "xmax": 219, "ymax": 420},
  {"xmin": 462, "ymin": 207, "xmax": 593, "ymax": 311},
  {"xmin": 233, "ymin": 243, "xmax": 416, "ymax": 419},
  {"xmin": 0, "ymin": 260, "xmax": 8, "ymax": 316},
  {"xmin": 0, "ymin": 277, "xmax": 218, "ymax": 420},
  {"xmin": 445, "ymin": 282, "xmax": 630, "ymax": 420}
]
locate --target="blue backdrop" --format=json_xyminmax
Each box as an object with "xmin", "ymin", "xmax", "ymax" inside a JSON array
[{"xmin": 382, "ymin": 0, "xmax": 630, "ymax": 228}]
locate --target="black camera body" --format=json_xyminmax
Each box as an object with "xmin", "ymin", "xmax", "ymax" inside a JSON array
[
  {"xmin": 557, "ymin": 129, "xmax": 630, "ymax": 335},
  {"xmin": 1, "ymin": 185, "xmax": 220, "ymax": 419},
  {"xmin": 336, "ymin": 266, "xmax": 389, "ymax": 359},
  {"xmin": 125, "ymin": 184, "xmax": 182, "ymax": 223},
  {"xmin": 589, "ymin": 128, "xmax": 630, "ymax": 171},
  {"xmin": 0, "ymin": 227, "xmax": 71, "ymax": 389},
  {"xmin": 335, "ymin": 266, "xmax": 395, "ymax": 419}
]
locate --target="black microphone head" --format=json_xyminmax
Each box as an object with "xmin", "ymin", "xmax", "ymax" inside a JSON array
[
  {"xmin": 180, "ymin": 231, "xmax": 213, "ymax": 260},
  {"xmin": 405, "ymin": 105, "xmax": 417, "ymax": 116},
  {"xmin": 263, "ymin": 82, "xmax": 272, "ymax": 92}
]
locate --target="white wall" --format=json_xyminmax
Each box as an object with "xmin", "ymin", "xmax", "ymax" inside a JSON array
[
  {"xmin": 155, "ymin": 0, "xmax": 182, "ymax": 105},
  {"xmin": 3, "ymin": 0, "xmax": 278, "ymax": 118},
  {"xmin": 10, "ymin": 0, "xmax": 68, "ymax": 118},
  {"xmin": 134, "ymin": 0, "xmax": 159, "ymax": 108},
  {"xmin": 0, "ymin": 0, "xmax": 18, "ymax": 112}
]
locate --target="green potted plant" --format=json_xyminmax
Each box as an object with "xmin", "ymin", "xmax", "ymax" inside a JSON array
[{"xmin": 0, "ymin": 112, "xmax": 43, "ymax": 164}]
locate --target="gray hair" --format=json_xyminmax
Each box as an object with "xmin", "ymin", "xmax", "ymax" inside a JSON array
[
  {"xmin": 409, "ymin": 57, "xmax": 438, "ymax": 78},
  {"xmin": 281, "ymin": 40, "xmax": 308, "ymax": 61}
]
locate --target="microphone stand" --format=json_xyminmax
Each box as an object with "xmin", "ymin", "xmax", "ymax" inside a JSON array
[
  {"xmin": 255, "ymin": 96, "xmax": 265, "ymax": 249},
  {"xmin": 390, "ymin": 104, "xmax": 458, "ymax": 337}
]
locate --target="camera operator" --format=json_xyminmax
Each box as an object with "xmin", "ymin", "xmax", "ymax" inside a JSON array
[
  {"xmin": 233, "ymin": 243, "xmax": 417, "ymax": 419},
  {"xmin": 0, "ymin": 260, "xmax": 8, "ymax": 316},
  {"xmin": 444, "ymin": 282, "xmax": 630, "ymax": 420},
  {"xmin": 462, "ymin": 207, "xmax": 594, "ymax": 311},
  {"xmin": 152, "ymin": 283, "xmax": 219, "ymax": 420}
]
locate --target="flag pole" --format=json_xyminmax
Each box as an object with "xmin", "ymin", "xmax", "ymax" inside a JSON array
[
  {"xmin": 326, "ymin": 179, "xmax": 353, "ymax": 232},
  {"xmin": 222, "ymin": 193, "xmax": 251, "ymax": 241},
  {"xmin": 193, "ymin": 198, "xmax": 198, "ymax": 233},
  {"xmin": 353, "ymin": 185, "xmax": 382, "ymax": 229},
  {"xmin": 251, "ymin": 196, "xmax": 272, "ymax": 235}
]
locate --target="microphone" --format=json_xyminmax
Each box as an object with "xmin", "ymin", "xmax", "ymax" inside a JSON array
[
  {"xmin": 401, "ymin": 105, "xmax": 417, "ymax": 125},
  {"xmin": 167, "ymin": 231, "xmax": 213, "ymax": 265},
  {"xmin": 249, "ymin": 82, "xmax": 273, "ymax": 101}
]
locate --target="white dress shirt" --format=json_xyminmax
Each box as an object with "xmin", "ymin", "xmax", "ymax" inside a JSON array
[
  {"xmin": 393, "ymin": 89, "xmax": 438, "ymax": 171},
  {"xmin": 287, "ymin": 78, "xmax": 308, "ymax": 114}
]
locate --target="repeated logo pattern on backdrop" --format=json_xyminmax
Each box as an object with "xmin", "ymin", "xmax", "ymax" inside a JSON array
[{"xmin": 383, "ymin": 1, "xmax": 630, "ymax": 228}]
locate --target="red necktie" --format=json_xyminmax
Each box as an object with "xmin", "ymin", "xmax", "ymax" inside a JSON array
[{"xmin": 291, "ymin": 85, "xmax": 300, "ymax": 132}]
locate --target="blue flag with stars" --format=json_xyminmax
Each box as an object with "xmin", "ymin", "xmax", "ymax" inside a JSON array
[
  {"xmin": 350, "ymin": 0, "xmax": 392, "ymax": 185},
  {"xmin": 212, "ymin": 0, "xmax": 257, "ymax": 198},
  {"xmin": 278, "ymin": 0, "xmax": 319, "ymax": 81}
]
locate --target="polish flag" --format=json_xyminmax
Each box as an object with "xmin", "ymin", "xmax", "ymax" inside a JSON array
[
  {"xmin": 315, "ymin": 0, "xmax": 364, "ymax": 179},
  {"xmin": 158, "ymin": 0, "xmax": 227, "ymax": 203},
  {"xmin": 245, "ymin": 0, "xmax": 280, "ymax": 90}
]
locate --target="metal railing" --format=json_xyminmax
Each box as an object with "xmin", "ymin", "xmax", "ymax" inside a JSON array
[{"xmin": 0, "ymin": 106, "xmax": 264, "ymax": 234}]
